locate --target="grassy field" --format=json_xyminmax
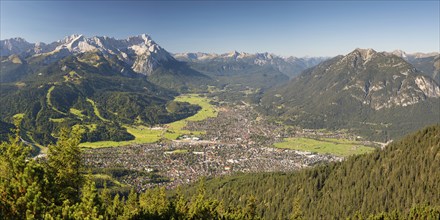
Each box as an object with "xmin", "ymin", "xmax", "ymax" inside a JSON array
[
  {"xmin": 89, "ymin": 173, "xmax": 129, "ymax": 189},
  {"xmin": 70, "ymin": 108, "xmax": 86, "ymax": 120},
  {"xmin": 79, "ymin": 126, "xmax": 164, "ymax": 148},
  {"xmin": 49, "ymin": 118, "xmax": 66, "ymax": 123},
  {"xmin": 165, "ymin": 149, "xmax": 189, "ymax": 154},
  {"xmin": 80, "ymin": 94, "xmax": 217, "ymax": 148},
  {"xmin": 13, "ymin": 113, "xmax": 25, "ymax": 120},
  {"xmin": 46, "ymin": 86, "xmax": 66, "ymax": 115},
  {"xmin": 86, "ymin": 98, "xmax": 109, "ymax": 122},
  {"xmin": 274, "ymin": 137, "xmax": 375, "ymax": 157}
]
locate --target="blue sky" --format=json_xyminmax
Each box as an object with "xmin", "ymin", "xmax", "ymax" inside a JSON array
[{"xmin": 1, "ymin": 1, "xmax": 439, "ymax": 57}]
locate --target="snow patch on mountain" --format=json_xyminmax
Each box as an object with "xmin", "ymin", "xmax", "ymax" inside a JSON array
[{"xmin": 0, "ymin": 34, "xmax": 176, "ymax": 75}]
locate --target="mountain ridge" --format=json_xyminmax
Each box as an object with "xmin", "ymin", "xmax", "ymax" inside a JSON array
[
  {"xmin": 1, "ymin": 34, "xmax": 176, "ymax": 76},
  {"xmin": 260, "ymin": 48, "xmax": 440, "ymax": 140},
  {"xmin": 174, "ymin": 51, "xmax": 328, "ymax": 78}
]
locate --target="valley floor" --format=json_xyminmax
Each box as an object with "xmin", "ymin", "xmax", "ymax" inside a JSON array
[{"xmin": 82, "ymin": 94, "xmax": 380, "ymax": 190}]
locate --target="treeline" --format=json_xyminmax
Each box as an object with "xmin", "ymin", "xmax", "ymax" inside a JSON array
[
  {"xmin": 183, "ymin": 125, "xmax": 440, "ymax": 219},
  {"xmin": 1, "ymin": 122, "xmax": 439, "ymax": 219}
]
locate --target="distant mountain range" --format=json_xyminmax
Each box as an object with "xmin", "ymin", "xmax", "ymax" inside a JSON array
[
  {"xmin": 260, "ymin": 48, "xmax": 440, "ymax": 141},
  {"xmin": 0, "ymin": 34, "xmax": 209, "ymax": 145},
  {"xmin": 1, "ymin": 34, "xmax": 439, "ymax": 143},
  {"xmin": 1, "ymin": 34, "xmax": 174, "ymax": 75},
  {"xmin": 174, "ymin": 51, "xmax": 328, "ymax": 78}
]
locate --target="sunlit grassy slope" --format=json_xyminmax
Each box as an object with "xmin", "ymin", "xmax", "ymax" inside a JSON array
[
  {"xmin": 274, "ymin": 137, "xmax": 375, "ymax": 157},
  {"xmin": 80, "ymin": 94, "xmax": 217, "ymax": 148}
]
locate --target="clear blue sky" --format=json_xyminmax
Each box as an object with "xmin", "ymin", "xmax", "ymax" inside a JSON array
[{"xmin": 1, "ymin": 1, "xmax": 439, "ymax": 57}]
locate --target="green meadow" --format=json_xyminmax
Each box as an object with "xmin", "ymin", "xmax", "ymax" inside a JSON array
[
  {"xmin": 80, "ymin": 94, "xmax": 217, "ymax": 148},
  {"xmin": 274, "ymin": 137, "xmax": 375, "ymax": 157}
]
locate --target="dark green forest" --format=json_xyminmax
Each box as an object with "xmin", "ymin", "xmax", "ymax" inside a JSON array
[
  {"xmin": 185, "ymin": 124, "xmax": 440, "ymax": 219},
  {"xmin": 1, "ymin": 118, "xmax": 439, "ymax": 219},
  {"xmin": 0, "ymin": 52, "xmax": 202, "ymax": 145}
]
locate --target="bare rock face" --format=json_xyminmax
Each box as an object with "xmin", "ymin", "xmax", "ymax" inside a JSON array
[
  {"xmin": 308, "ymin": 48, "xmax": 440, "ymax": 110},
  {"xmin": 1, "ymin": 34, "xmax": 176, "ymax": 76},
  {"xmin": 259, "ymin": 48, "xmax": 440, "ymax": 141}
]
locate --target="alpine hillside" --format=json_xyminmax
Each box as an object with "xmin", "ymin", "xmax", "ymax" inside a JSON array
[
  {"xmin": 0, "ymin": 34, "xmax": 209, "ymax": 145},
  {"xmin": 390, "ymin": 50, "xmax": 440, "ymax": 83},
  {"xmin": 260, "ymin": 48, "xmax": 440, "ymax": 141},
  {"xmin": 1, "ymin": 34, "xmax": 211, "ymax": 90}
]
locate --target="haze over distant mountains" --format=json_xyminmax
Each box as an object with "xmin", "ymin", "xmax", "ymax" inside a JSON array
[{"xmin": 174, "ymin": 51, "xmax": 328, "ymax": 78}]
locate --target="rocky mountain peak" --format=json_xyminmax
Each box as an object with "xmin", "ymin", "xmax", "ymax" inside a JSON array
[
  {"xmin": 391, "ymin": 49, "xmax": 407, "ymax": 58},
  {"xmin": 351, "ymin": 48, "xmax": 377, "ymax": 60},
  {"xmin": 0, "ymin": 34, "xmax": 176, "ymax": 76},
  {"xmin": 0, "ymin": 37, "xmax": 34, "ymax": 56},
  {"xmin": 274, "ymin": 48, "xmax": 439, "ymax": 111}
]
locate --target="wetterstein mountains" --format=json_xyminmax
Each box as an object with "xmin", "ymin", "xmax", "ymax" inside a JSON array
[
  {"xmin": 1, "ymin": 34, "xmax": 438, "ymax": 144},
  {"xmin": 261, "ymin": 48, "xmax": 440, "ymax": 141},
  {"xmin": 0, "ymin": 34, "xmax": 209, "ymax": 88},
  {"xmin": 0, "ymin": 34, "xmax": 210, "ymax": 145},
  {"xmin": 174, "ymin": 51, "xmax": 327, "ymax": 79}
]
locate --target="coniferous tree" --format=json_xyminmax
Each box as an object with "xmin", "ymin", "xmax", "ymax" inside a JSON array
[
  {"xmin": 139, "ymin": 186, "xmax": 170, "ymax": 218},
  {"xmin": 121, "ymin": 188, "xmax": 140, "ymax": 219},
  {"xmin": 289, "ymin": 197, "xmax": 303, "ymax": 220},
  {"xmin": 174, "ymin": 186, "xmax": 188, "ymax": 220},
  {"xmin": 72, "ymin": 177, "xmax": 102, "ymax": 220},
  {"xmin": 0, "ymin": 117, "xmax": 48, "ymax": 219},
  {"xmin": 47, "ymin": 127, "xmax": 84, "ymax": 204}
]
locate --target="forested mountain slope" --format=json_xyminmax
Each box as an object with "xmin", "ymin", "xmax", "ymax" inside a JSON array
[
  {"xmin": 260, "ymin": 49, "xmax": 440, "ymax": 141},
  {"xmin": 0, "ymin": 35, "xmax": 211, "ymax": 144},
  {"xmin": 0, "ymin": 51, "xmax": 200, "ymax": 145},
  {"xmin": 185, "ymin": 125, "xmax": 440, "ymax": 219}
]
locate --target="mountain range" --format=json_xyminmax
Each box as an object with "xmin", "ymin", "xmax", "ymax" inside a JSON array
[
  {"xmin": 260, "ymin": 48, "xmax": 440, "ymax": 141},
  {"xmin": 0, "ymin": 34, "xmax": 209, "ymax": 145},
  {"xmin": 1, "ymin": 34, "xmax": 174, "ymax": 75},
  {"xmin": 1, "ymin": 34, "xmax": 439, "ymax": 144},
  {"xmin": 174, "ymin": 51, "xmax": 328, "ymax": 78}
]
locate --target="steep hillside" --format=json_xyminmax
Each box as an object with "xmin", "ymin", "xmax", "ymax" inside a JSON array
[
  {"xmin": 261, "ymin": 49, "xmax": 440, "ymax": 140},
  {"xmin": 0, "ymin": 34, "xmax": 216, "ymax": 145},
  {"xmin": 0, "ymin": 34, "xmax": 211, "ymax": 91},
  {"xmin": 0, "ymin": 52, "xmax": 200, "ymax": 145},
  {"xmin": 391, "ymin": 50, "xmax": 440, "ymax": 83},
  {"xmin": 184, "ymin": 125, "xmax": 440, "ymax": 219},
  {"xmin": 1, "ymin": 34, "xmax": 173, "ymax": 75}
]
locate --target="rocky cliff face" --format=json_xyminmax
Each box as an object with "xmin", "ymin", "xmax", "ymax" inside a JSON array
[
  {"xmin": 294, "ymin": 48, "xmax": 440, "ymax": 110},
  {"xmin": 1, "ymin": 34, "xmax": 176, "ymax": 75}
]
